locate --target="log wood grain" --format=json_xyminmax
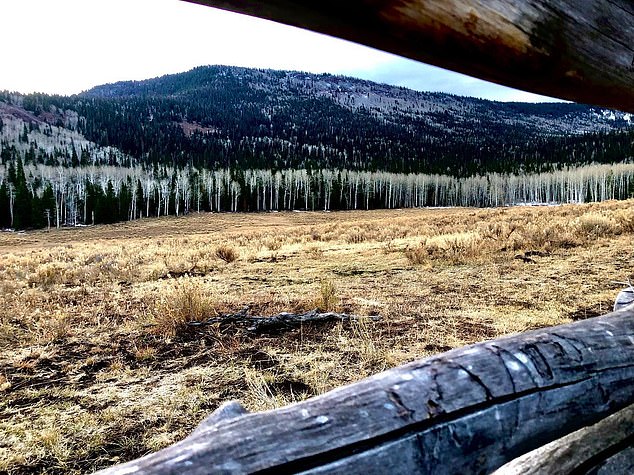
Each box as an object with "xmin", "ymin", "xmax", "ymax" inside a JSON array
[
  {"xmin": 181, "ymin": 0, "xmax": 634, "ymax": 112},
  {"xmin": 96, "ymin": 304, "xmax": 634, "ymax": 474}
]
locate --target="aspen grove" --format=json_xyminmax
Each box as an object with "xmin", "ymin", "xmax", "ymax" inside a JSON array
[{"xmin": 1, "ymin": 161, "xmax": 633, "ymax": 229}]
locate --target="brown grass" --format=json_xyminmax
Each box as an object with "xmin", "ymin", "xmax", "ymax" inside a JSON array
[
  {"xmin": 151, "ymin": 280, "xmax": 217, "ymax": 338},
  {"xmin": 1, "ymin": 200, "xmax": 634, "ymax": 473},
  {"xmin": 314, "ymin": 280, "xmax": 340, "ymax": 312}
]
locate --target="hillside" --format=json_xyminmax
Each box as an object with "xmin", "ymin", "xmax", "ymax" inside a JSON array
[
  {"xmin": 1, "ymin": 65, "xmax": 634, "ymax": 230},
  {"xmin": 0, "ymin": 99, "xmax": 133, "ymax": 167},
  {"xmin": 2, "ymin": 65, "xmax": 633, "ymax": 176}
]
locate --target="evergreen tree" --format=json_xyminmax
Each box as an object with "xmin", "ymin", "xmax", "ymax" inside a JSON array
[
  {"xmin": 118, "ymin": 181, "xmax": 131, "ymax": 221},
  {"xmin": 7, "ymin": 160, "xmax": 16, "ymax": 184},
  {"xmin": 11, "ymin": 159, "xmax": 33, "ymax": 229},
  {"xmin": 19, "ymin": 124, "xmax": 28, "ymax": 143},
  {"xmin": 71, "ymin": 147, "xmax": 79, "ymax": 167},
  {"xmin": 95, "ymin": 180, "xmax": 117, "ymax": 224},
  {"xmin": 0, "ymin": 182, "xmax": 10, "ymax": 228}
]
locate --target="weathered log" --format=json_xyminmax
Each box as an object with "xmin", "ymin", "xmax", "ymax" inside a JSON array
[
  {"xmin": 492, "ymin": 402, "xmax": 634, "ymax": 474},
  {"xmin": 96, "ymin": 304, "xmax": 634, "ymax": 474},
  {"xmin": 182, "ymin": 0, "xmax": 634, "ymax": 113},
  {"xmin": 188, "ymin": 309, "xmax": 381, "ymax": 334}
]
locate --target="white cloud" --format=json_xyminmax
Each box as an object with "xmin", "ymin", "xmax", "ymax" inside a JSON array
[{"xmin": 0, "ymin": 0, "xmax": 563, "ymax": 102}]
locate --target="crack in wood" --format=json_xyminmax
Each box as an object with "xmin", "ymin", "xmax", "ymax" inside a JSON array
[
  {"xmin": 522, "ymin": 343, "xmax": 555, "ymax": 381},
  {"xmin": 446, "ymin": 361, "xmax": 494, "ymax": 401},
  {"xmin": 386, "ymin": 389, "xmax": 415, "ymax": 420},
  {"xmin": 488, "ymin": 344, "xmax": 538, "ymax": 388},
  {"xmin": 604, "ymin": 0, "xmax": 634, "ymax": 16},
  {"xmin": 426, "ymin": 398, "xmax": 444, "ymax": 418},
  {"xmin": 550, "ymin": 332, "xmax": 585, "ymax": 362}
]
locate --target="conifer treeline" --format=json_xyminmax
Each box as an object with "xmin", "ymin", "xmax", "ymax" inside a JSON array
[
  {"xmin": 1, "ymin": 161, "xmax": 633, "ymax": 229},
  {"xmin": 3, "ymin": 68, "xmax": 633, "ymax": 177}
]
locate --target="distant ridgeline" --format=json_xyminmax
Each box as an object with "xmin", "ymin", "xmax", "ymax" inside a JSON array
[{"xmin": 0, "ymin": 65, "xmax": 633, "ymax": 229}]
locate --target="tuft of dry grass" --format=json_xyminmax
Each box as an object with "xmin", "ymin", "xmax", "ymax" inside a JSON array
[
  {"xmin": 215, "ymin": 244, "xmax": 239, "ymax": 263},
  {"xmin": 404, "ymin": 244, "xmax": 428, "ymax": 265},
  {"xmin": 264, "ymin": 237, "xmax": 283, "ymax": 251},
  {"xmin": 425, "ymin": 231, "xmax": 484, "ymax": 263},
  {"xmin": 151, "ymin": 281, "xmax": 216, "ymax": 338},
  {"xmin": 575, "ymin": 212, "xmax": 620, "ymax": 240},
  {"xmin": 346, "ymin": 318, "xmax": 393, "ymax": 373},
  {"xmin": 37, "ymin": 311, "xmax": 74, "ymax": 343},
  {"xmin": 314, "ymin": 280, "xmax": 340, "ymax": 312},
  {"xmin": 405, "ymin": 231, "xmax": 483, "ymax": 264},
  {"xmin": 133, "ymin": 343, "xmax": 158, "ymax": 361},
  {"xmin": 27, "ymin": 263, "xmax": 65, "ymax": 289}
]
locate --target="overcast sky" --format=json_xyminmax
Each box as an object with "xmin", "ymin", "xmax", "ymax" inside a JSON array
[{"xmin": 1, "ymin": 0, "xmax": 561, "ymax": 102}]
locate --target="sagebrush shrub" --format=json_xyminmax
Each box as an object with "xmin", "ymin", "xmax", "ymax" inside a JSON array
[
  {"xmin": 404, "ymin": 244, "xmax": 428, "ymax": 264},
  {"xmin": 215, "ymin": 245, "xmax": 239, "ymax": 263},
  {"xmin": 575, "ymin": 213, "xmax": 620, "ymax": 240}
]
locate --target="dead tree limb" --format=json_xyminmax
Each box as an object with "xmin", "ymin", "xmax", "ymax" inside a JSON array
[
  {"xmin": 182, "ymin": 0, "xmax": 634, "ymax": 112},
  {"xmin": 189, "ymin": 309, "xmax": 381, "ymax": 334}
]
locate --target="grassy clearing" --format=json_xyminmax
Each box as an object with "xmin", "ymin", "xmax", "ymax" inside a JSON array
[{"xmin": 1, "ymin": 200, "xmax": 634, "ymax": 473}]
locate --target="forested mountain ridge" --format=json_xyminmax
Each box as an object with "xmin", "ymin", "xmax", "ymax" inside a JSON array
[
  {"xmin": 1, "ymin": 65, "xmax": 634, "ymax": 230},
  {"xmin": 2, "ymin": 65, "xmax": 633, "ymax": 177},
  {"xmin": 83, "ymin": 65, "xmax": 631, "ymax": 136}
]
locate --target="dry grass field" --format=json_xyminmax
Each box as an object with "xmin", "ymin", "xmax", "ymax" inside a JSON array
[{"xmin": 2, "ymin": 200, "xmax": 634, "ymax": 474}]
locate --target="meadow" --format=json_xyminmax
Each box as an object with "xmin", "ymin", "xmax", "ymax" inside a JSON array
[{"xmin": 1, "ymin": 200, "xmax": 634, "ymax": 474}]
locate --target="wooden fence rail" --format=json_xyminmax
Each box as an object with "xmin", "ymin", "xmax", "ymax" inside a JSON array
[{"xmin": 97, "ymin": 303, "xmax": 634, "ymax": 474}]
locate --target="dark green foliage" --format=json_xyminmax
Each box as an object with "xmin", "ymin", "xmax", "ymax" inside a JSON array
[
  {"xmin": 11, "ymin": 159, "xmax": 33, "ymax": 229},
  {"xmin": 19, "ymin": 124, "xmax": 28, "ymax": 143},
  {"xmin": 0, "ymin": 181, "xmax": 10, "ymax": 228},
  {"xmin": 2, "ymin": 66, "xmax": 632, "ymax": 178},
  {"xmin": 94, "ymin": 181, "xmax": 117, "ymax": 224}
]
